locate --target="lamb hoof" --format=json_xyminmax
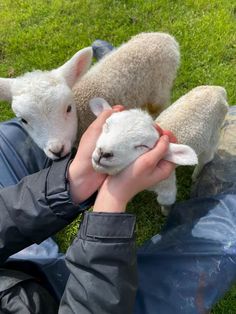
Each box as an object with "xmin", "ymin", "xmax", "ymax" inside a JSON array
[
  {"xmin": 161, "ymin": 205, "xmax": 172, "ymax": 216},
  {"xmin": 192, "ymin": 166, "xmax": 201, "ymax": 182}
]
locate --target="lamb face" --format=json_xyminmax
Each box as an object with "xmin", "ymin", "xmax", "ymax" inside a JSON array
[
  {"xmin": 11, "ymin": 72, "xmax": 78, "ymax": 159},
  {"xmin": 0, "ymin": 47, "xmax": 93, "ymax": 159},
  {"xmin": 92, "ymin": 110, "xmax": 159, "ymax": 175}
]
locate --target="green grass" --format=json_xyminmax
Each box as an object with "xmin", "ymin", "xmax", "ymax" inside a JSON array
[{"xmin": 0, "ymin": 0, "xmax": 236, "ymax": 312}]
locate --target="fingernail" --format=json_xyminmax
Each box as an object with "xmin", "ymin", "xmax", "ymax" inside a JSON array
[{"xmin": 113, "ymin": 105, "xmax": 125, "ymax": 112}]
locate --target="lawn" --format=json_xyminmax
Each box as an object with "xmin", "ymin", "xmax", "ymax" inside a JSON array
[{"xmin": 0, "ymin": 0, "xmax": 235, "ymax": 312}]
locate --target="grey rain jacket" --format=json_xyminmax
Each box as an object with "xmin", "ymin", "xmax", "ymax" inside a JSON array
[{"xmin": 0, "ymin": 154, "xmax": 137, "ymax": 314}]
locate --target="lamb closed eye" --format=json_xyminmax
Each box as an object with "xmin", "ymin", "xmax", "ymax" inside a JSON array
[{"xmin": 134, "ymin": 144, "xmax": 150, "ymax": 149}]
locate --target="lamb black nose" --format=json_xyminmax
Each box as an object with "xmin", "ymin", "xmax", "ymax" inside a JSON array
[
  {"xmin": 98, "ymin": 149, "xmax": 114, "ymax": 163},
  {"xmin": 101, "ymin": 152, "xmax": 114, "ymax": 159}
]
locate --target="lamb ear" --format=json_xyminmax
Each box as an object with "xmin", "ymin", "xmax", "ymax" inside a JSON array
[
  {"xmin": 55, "ymin": 47, "xmax": 93, "ymax": 88},
  {"xmin": 89, "ymin": 97, "xmax": 112, "ymax": 116},
  {"xmin": 0, "ymin": 78, "xmax": 14, "ymax": 102},
  {"xmin": 164, "ymin": 143, "xmax": 198, "ymax": 165}
]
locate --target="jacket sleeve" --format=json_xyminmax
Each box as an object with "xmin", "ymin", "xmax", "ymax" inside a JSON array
[
  {"xmin": 0, "ymin": 154, "xmax": 96, "ymax": 265},
  {"xmin": 59, "ymin": 211, "xmax": 137, "ymax": 314}
]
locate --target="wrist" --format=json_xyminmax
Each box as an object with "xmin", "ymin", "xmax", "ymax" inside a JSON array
[
  {"xmin": 93, "ymin": 196, "xmax": 127, "ymax": 213},
  {"xmin": 67, "ymin": 162, "xmax": 94, "ymax": 203},
  {"xmin": 93, "ymin": 181, "xmax": 128, "ymax": 213}
]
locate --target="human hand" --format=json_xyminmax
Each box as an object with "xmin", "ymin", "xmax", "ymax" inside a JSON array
[
  {"xmin": 93, "ymin": 134, "xmax": 176, "ymax": 213},
  {"xmin": 68, "ymin": 105, "xmax": 124, "ymax": 203},
  {"xmin": 155, "ymin": 124, "xmax": 177, "ymax": 143}
]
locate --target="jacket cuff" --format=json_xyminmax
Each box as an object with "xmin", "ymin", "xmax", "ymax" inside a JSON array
[
  {"xmin": 79, "ymin": 212, "xmax": 136, "ymax": 240},
  {"xmin": 46, "ymin": 154, "xmax": 95, "ymax": 221}
]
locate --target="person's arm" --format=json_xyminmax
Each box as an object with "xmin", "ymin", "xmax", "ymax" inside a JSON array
[
  {"xmin": 59, "ymin": 211, "xmax": 137, "ymax": 314},
  {"xmin": 0, "ymin": 108, "xmax": 118, "ymax": 265},
  {"xmin": 60, "ymin": 135, "xmax": 176, "ymax": 314},
  {"xmin": 0, "ymin": 154, "xmax": 96, "ymax": 265}
]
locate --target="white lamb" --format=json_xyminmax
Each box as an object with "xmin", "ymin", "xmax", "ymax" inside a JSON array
[
  {"xmin": 0, "ymin": 32, "xmax": 180, "ymax": 159},
  {"xmin": 89, "ymin": 85, "xmax": 229, "ymax": 213}
]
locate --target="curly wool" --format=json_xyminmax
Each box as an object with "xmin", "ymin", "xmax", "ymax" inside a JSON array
[{"xmin": 73, "ymin": 32, "xmax": 180, "ymax": 138}]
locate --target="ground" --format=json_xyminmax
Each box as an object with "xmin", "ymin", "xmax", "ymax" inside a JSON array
[{"xmin": 0, "ymin": 0, "xmax": 235, "ymax": 312}]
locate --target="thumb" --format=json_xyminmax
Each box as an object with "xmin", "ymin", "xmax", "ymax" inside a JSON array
[
  {"xmin": 91, "ymin": 105, "xmax": 125, "ymax": 131},
  {"xmin": 138, "ymin": 135, "xmax": 170, "ymax": 167},
  {"xmin": 91, "ymin": 109, "xmax": 113, "ymax": 129},
  {"xmin": 79, "ymin": 109, "xmax": 113, "ymax": 145}
]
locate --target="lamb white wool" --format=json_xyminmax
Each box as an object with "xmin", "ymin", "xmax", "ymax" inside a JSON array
[
  {"xmin": 0, "ymin": 32, "xmax": 180, "ymax": 159},
  {"xmin": 89, "ymin": 85, "xmax": 228, "ymax": 213}
]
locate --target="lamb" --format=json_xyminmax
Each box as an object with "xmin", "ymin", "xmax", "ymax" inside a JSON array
[
  {"xmin": 0, "ymin": 32, "xmax": 180, "ymax": 159},
  {"xmin": 89, "ymin": 85, "xmax": 229, "ymax": 214},
  {"xmin": 73, "ymin": 32, "xmax": 180, "ymax": 139}
]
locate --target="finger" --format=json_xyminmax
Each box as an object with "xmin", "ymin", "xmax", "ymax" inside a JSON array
[
  {"xmin": 162, "ymin": 129, "xmax": 177, "ymax": 143},
  {"xmin": 112, "ymin": 105, "xmax": 125, "ymax": 112},
  {"xmin": 90, "ymin": 105, "xmax": 124, "ymax": 130},
  {"xmin": 88, "ymin": 109, "xmax": 113, "ymax": 133},
  {"xmin": 157, "ymin": 159, "xmax": 176, "ymax": 172},
  {"xmin": 154, "ymin": 124, "xmax": 163, "ymax": 136},
  {"xmin": 89, "ymin": 106, "xmax": 124, "ymax": 137},
  {"xmin": 154, "ymin": 159, "xmax": 176, "ymax": 181},
  {"xmin": 154, "ymin": 124, "xmax": 177, "ymax": 143},
  {"xmin": 80, "ymin": 109, "xmax": 113, "ymax": 145},
  {"xmin": 139, "ymin": 135, "xmax": 170, "ymax": 167}
]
